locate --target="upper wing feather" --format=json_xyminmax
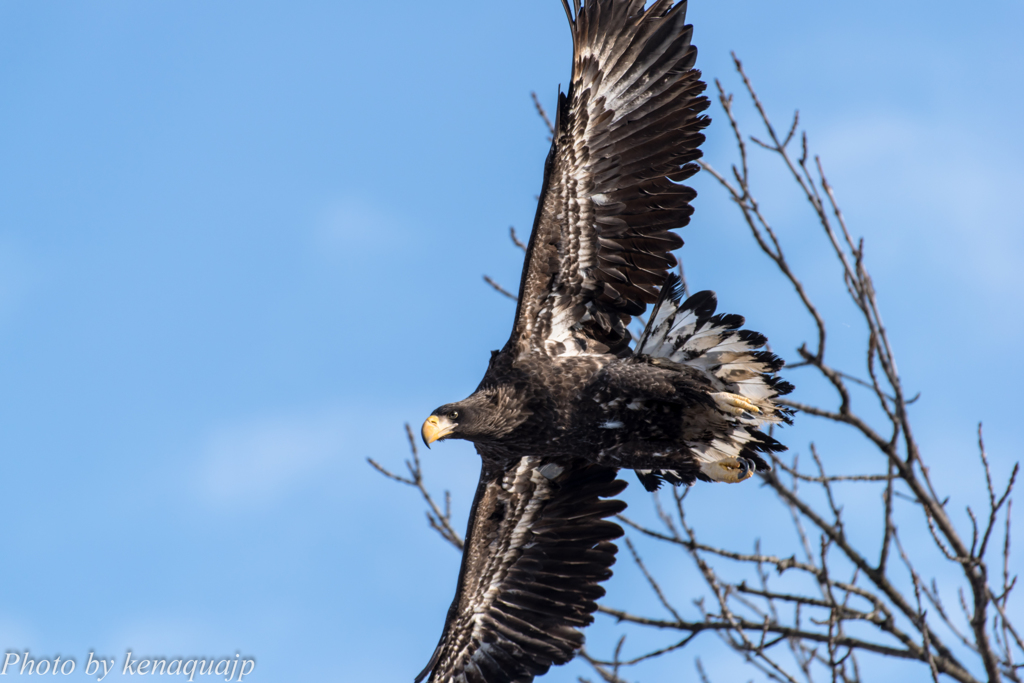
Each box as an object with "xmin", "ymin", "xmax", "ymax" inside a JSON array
[
  {"xmin": 508, "ymin": 0, "xmax": 710, "ymax": 358},
  {"xmin": 415, "ymin": 458, "xmax": 626, "ymax": 683}
]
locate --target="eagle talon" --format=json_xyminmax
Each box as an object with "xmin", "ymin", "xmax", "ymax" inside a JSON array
[
  {"xmin": 711, "ymin": 392, "xmax": 761, "ymax": 416},
  {"xmin": 701, "ymin": 456, "xmax": 757, "ymax": 484},
  {"xmin": 410, "ymin": 5, "xmax": 795, "ymax": 680}
]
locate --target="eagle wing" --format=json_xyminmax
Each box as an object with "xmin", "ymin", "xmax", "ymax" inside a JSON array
[
  {"xmin": 509, "ymin": 0, "xmax": 710, "ymax": 358},
  {"xmin": 415, "ymin": 458, "xmax": 626, "ymax": 683}
]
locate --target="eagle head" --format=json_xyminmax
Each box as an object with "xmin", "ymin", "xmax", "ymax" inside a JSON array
[
  {"xmin": 421, "ymin": 400, "xmax": 491, "ymax": 448},
  {"xmin": 422, "ymin": 388, "xmax": 526, "ymax": 448}
]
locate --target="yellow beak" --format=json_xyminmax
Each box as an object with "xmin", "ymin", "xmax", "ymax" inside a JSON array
[{"xmin": 421, "ymin": 414, "xmax": 456, "ymax": 448}]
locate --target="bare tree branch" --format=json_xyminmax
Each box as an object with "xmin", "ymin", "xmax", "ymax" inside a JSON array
[
  {"xmin": 531, "ymin": 91, "xmax": 555, "ymax": 138},
  {"xmin": 373, "ymin": 52, "xmax": 1019, "ymax": 683},
  {"xmin": 482, "ymin": 274, "xmax": 518, "ymax": 301},
  {"xmin": 367, "ymin": 424, "xmax": 464, "ymax": 551}
]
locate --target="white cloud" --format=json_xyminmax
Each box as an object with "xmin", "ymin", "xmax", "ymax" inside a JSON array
[
  {"xmin": 107, "ymin": 616, "xmax": 217, "ymax": 657},
  {"xmin": 0, "ymin": 239, "xmax": 39, "ymax": 327},
  {"xmin": 198, "ymin": 410, "xmax": 346, "ymax": 505},
  {"xmin": 0, "ymin": 616, "xmax": 35, "ymax": 650},
  {"xmin": 817, "ymin": 111, "xmax": 1024, "ymax": 291},
  {"xmin": 312, "ymin": 195, "xmax": 408, "ymax": 254}
]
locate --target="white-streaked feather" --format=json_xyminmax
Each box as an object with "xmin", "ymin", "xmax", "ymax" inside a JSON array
[{"xmin": 637, "ymin": 284, "xmax": 790, "ymax": 426}]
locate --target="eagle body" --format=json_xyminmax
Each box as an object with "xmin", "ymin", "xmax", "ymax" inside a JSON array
[
  {"xmin": 412, "ymin": 1, "xmax": 793, "ymax": 682},
  {"xmin": 432, "ymin": 278, "xmax": 790, "ymax": 490},
  {"xmin": 435, "ymin": 351, "xmax": 719, "ymax": 466}
]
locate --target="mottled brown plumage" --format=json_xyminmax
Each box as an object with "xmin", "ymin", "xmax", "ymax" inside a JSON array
[
  {"xmin": 415, "ymin": 460, "xmax": 625, "ymax": 683},
  {"xmin": 415, "ymin": 2, "xmax": 792, "ymax": 682}
]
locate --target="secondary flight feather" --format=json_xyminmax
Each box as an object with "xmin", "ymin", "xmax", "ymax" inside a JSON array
[{"xmin": 415, "ymin": 1, "xmax": 793, "ymax": 681}]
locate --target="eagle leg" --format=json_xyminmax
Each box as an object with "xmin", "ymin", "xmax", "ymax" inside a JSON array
[
  {"xmin": 711, "ymin": 392, "xmax": 761, "ymax": 416},
  {"xmin": 700, "ymin": 457, "xmax": 757, "ymax": 484}
]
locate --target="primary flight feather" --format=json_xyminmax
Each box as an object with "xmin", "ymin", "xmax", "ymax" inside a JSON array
[{"xmin": 415, "ymin": 1, "xmax": 792, "ymax": 681}]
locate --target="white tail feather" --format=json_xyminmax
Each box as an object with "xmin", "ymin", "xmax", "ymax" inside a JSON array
[{"xmin": 636, "ymin": 274, "xmax": 793, "ymax": 426}]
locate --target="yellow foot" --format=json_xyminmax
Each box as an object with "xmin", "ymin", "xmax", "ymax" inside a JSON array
[
  {"xmin": 711, "ymin": 392, "xmax": 761, "ymax": 416},
  {"xmin": 700, "ymin": 456, "xmax": 757, "ymax": 483}
]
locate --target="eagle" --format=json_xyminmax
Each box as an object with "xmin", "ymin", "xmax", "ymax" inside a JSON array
[{"xmin": 414, "ymin": 1, "xmax": 793, "ymax": 681}]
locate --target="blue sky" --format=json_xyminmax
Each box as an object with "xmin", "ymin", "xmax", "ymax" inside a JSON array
[{"xmin": 0, "ymin": 1, "xmax": 1021, "ymax": 681}]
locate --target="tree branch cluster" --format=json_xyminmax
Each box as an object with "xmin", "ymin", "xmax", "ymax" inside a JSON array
[{"xmin": 373, "ymin": 55, "xmax": 1019, "ymax": 683}]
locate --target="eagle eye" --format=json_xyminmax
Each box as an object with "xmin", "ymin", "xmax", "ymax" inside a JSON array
[{"xmin": 449, "ymin": 411, "xmax": 459, "ymax": 420}]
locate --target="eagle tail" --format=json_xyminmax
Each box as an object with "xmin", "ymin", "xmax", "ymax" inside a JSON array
[{"xmin": 633, "ymin": 273, "xmax": 793, "ymax": 491}]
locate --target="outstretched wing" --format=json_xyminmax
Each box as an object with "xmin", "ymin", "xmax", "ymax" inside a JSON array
[
  {"xmin": 509, "ymin": 0, "xmax": 710, "ymax": 359},
  {"xmin": 415, "ymin": 458, "xmax": 626, "ymax": 683}
]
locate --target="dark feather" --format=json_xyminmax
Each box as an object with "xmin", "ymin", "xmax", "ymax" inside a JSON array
[
  {"xmin": 416, "ymin": 459, "xmax": 626, "ymax": 683},
  {"xmin": 509, "ymin": 0, "xmax": 710, "ymax": 358},
  {"xmin": 417, "ymin": 3, "xmax": 794, "ymax": 681}
]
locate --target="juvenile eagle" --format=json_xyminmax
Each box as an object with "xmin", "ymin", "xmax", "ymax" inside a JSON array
[{"xmin": 415, "ymin": 1, "xmax": 793, "ymax": 681}]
